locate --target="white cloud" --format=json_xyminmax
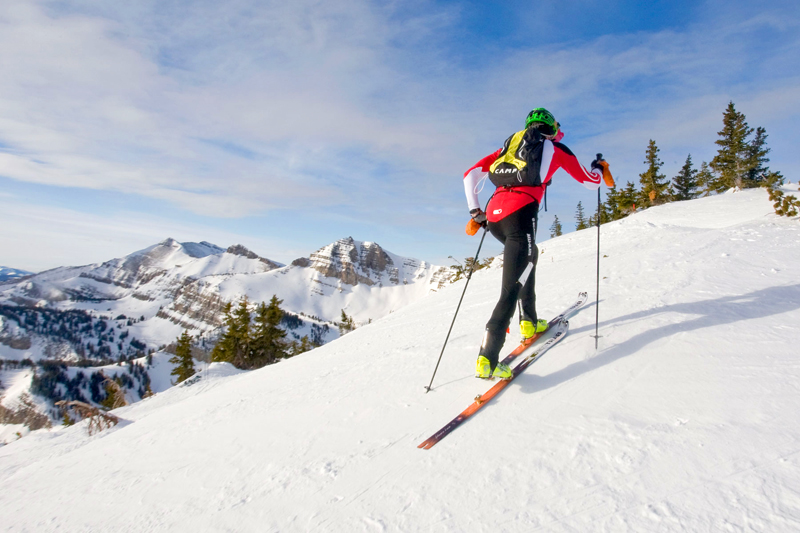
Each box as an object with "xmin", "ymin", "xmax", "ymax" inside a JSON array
[
  {"xmin": 0, "ymin": 0, "xmax": 798, "ymax": 267},
  {"xmin": 0, "ymin": 0, "xmax": 471, "ymax": 217}
]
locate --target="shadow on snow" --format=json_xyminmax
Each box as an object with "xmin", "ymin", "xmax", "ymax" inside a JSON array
[{"xmin": 516, "ymin": 284, "xmax": 800, "ymax": 395}]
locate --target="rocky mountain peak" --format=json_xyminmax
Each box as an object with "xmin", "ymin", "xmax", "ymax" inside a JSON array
[
  {"xmin": 227, "ymin": 244, "xmax": 259, "ymax": 259},
  {"xmin": 292, "ymin": 237, "xmax": 398, "ymax": 287},
  {"xmin": 226, "ymin": 244, "xmax": 282, "ymax": 270}
]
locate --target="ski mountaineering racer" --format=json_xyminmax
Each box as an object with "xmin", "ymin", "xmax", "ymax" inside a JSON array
[{"xmin": 463, "ymin": 108, "xmax": 615, "ymax": 379}]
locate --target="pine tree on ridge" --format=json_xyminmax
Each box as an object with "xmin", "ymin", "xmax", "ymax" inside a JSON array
[
  {"xmin": 550, "ymin": 216, "xmax": 563, "ymax": 237},
  {"xmin": 170, "ymin": 330, "xmax": 196, "ymax": 384},
  {"xmin": 575, "ymin": 201, "xmax": 588, "ymax": 230},
  {"xmin": 639, "ymin": 139, "xmax": 669, "ymax": 206},
  {"xmin": 672, "ymin": 154, "xmax": 699, "ymax": 201}
]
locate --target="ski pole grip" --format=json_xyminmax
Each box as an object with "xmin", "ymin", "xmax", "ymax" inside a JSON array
[{"xmin": 596, "ymin": 153, "xmax": 603, "ymax": 161}]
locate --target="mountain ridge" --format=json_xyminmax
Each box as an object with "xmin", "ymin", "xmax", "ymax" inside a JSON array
[
  {"xmin": 0, "ymin": 237, "xmax": 449, "ymax": 361},
  {"xmin": 0, "ymin": 267, "xmax": 35, "ymax": 284}
]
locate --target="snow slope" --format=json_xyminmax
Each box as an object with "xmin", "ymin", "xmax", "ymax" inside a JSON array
[{"xmin": 1, "ymin": 188, "xmax": 799, "ymax": 531}]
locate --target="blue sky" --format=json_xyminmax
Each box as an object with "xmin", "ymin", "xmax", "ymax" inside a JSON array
[{"xmin": 1, "ymin": 0, "xmax": 799, "ymax": 271}]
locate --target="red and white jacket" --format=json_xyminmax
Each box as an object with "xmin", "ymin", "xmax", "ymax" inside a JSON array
[{"xmin": 463, "ymin": 139, "xmax": 603, "ymax": 223}]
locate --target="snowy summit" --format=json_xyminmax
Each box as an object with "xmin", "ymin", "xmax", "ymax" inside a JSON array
[
  {"xmin": 0, "ymin": 267, "xmax": 34, "ymax": 283},
  {"xmin": 0, "ymin": 237, "xmax": 449, "ymax": 361}
]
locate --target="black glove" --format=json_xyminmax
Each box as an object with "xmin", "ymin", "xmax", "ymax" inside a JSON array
[
  {"xmin": 591, "ymin": 153, "xmax": 605, "ymax": 171},
  {"xmin": 470, "ymin": 208, "xmax": 487, "ymax": 227}
]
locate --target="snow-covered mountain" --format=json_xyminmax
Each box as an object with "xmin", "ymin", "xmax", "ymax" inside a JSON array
[
  {"xmin": 2, "ymin": 187, "xmax": 798, "ymax": 531},
  {"xmin": 0, "ymin": 237, "xmax": 449, "ymax": 360},
  {"xmin": 0, "ymin": 267, "xmax": 34, "ymax": 283}
]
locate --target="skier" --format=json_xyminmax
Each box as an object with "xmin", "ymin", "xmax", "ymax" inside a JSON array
[{"xmin": 463, "ymin": 108, "xmax": 614, "ymax": 379}]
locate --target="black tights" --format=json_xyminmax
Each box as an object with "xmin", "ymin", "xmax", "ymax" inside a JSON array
[{"xmin": 481, "ymin": 201, "xmax": 539, "ymax": 367}]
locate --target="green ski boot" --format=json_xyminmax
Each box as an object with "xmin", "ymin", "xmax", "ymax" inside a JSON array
[
  {"xmin": 520, "ymin": 319, "xmax": 548, "ymax": 340},
  {"xmin": 475, "ymin": 356, "xmax": 513, "ymax": 380}
]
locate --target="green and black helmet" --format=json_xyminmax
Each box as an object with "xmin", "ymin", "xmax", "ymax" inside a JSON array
[{"xmin": 525, "ymin": 108, "xmax": 559, "ymax": 137}]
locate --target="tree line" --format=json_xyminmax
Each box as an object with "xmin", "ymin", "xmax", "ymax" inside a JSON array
[
  {"xmin": 170, "ymin": 295, "xmax": 330, "ymax": 383},
  {"xmin": 550, "ymin": 101, "xmax": 797, "ymax": 238},
  {"xmin": 24, "ymin": 358, "xmax": 152, "ymax": 422},
  {"xmin": 0, "ymin": 304, "xmax": 149, "ymax": 361}
]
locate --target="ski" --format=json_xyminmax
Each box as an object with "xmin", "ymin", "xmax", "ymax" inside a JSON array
[
  {"xmin": 418, "ymin": 319, "xmax": 570, "ymax": 450},
  {"xmin": 498, "ymin": 291, "xmax": 587, "ymax": 366}
]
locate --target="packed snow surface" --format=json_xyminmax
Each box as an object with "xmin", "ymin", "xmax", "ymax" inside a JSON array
[{"xmin": 2, "ymin": 188, "xmax": 800, "ymax": 531}]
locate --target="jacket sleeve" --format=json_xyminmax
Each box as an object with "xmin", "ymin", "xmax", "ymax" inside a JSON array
[
  {"xmin": 542, "ymin": 141, "xmax": 603, "ymax": 190},
  {"xmin": 463, "ymin": 149, "xmax": 501, "ymax": 210}
]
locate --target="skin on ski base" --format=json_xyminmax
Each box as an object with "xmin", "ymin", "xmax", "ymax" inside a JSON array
[{"xmin": 418, "ymin": 320, "xmax": 569, "ymax": 450}]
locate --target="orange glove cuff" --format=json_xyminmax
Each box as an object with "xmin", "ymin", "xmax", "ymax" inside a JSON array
[
  {"xmin": 599, "ymin": 161, "xmax": 615, "ymax": 187},
  {"xmin": 466, "ymin": 218, "xmax": 481, "ymax": 236}
]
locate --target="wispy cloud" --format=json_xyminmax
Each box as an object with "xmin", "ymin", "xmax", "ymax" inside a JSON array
[
  {"xmin": 0, "ymin": 0, "xmax": 470, "ymax": 217},
  {"xmin": 476, "ymin": 11, "xmax": 800, "ymax": 185},
  {"xmin": 1, "ymin": 0, "xmax": 798, "ymax": 268}
]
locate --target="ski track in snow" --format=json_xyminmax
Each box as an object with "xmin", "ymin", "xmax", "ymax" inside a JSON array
[{"xmin": 1, "ymin": 188, "xmax": 800, "ymax": 531}]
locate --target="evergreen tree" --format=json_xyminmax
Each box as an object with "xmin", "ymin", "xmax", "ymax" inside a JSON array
[
  {"xmin": 672, "ymin": 154, "xmax": 699, "ymax": 201},
  {"xmin": 549, "ymin": 215, "xmax": 563, "ymax": 237},
  {"xmin": 598, "ymin": 197, "xmax": 611, "ymax": 224},
  {"xmin": 745, "ymin": 126, "xmax": 771, "ymax": 187},
  {"xmin": 232, "ymin": 296, "xmax": 252, "ymax": 361},
  {"xmin": 603, "ymin": 185, "xmax": 625, "ymax": 221},
  {"xmin": 211, "ymin": 297, "xmax": 251, "ymax": 367},
  {"xmin": 639, "ymin": 139, "xmax": 669, "ymax": 206},
  {"xmin": 211, "ymin": 302, "xmax": 234, "ymax": 363},
  {"xmin": 588, "ymin": 200, "xmax": 609, "ymax": 226},
  {"xmin": 169, "ymin": 330, "xmax": 196, "ymax": 383},
  {"xmin": 289, "ymin": 336, "xmax": 314, "ymax": 356},
  {"xmin": 765, "ymin": 170, "xmax": 797, "ymax": 217},
  {"xmin": 764, "ymin": 170, "xmax": 785, "ymax": 189},
  {"xmin": 211, "ymin": 296, "xmax": 291, "ymax": 370},
  {"xmin": 249, "ymin": 297, "xmax": 289, "ymax": 368},
  {"xmin": 617, "ymin": 181, "xmax": 639, "ymax": 214},
  {"xmin": 575, "ymin": 201, "xmax": 588, "ymax": 230},
  {"xmin": 339, "ymin": 309, "xmax": 355, "ymax": 335},
  {"xmin": 696, "ymin": 161, "xmax": 714, "ymax": 196},
  {"xmin": 710, "ymin": 101, "xmax": 754, "ymax": 191}
]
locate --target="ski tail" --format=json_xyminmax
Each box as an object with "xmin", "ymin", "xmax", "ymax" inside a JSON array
[{"xmin": 418, "ymin": 318, "xmax": 570, "ymax": 450}]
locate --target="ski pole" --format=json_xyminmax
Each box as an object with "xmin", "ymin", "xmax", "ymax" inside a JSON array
[
  {"xmin": 592, "ymin": 153, "xmax": 603, "ymax": 349},
  {"xmin": 424, "ymin": 227, "xmax": 488, "ymax": 393}
]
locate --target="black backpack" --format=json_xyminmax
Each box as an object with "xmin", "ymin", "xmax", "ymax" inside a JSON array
[{"xmin": 488, "ymin": 128, "xmax": 544, "ymax": 188}]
